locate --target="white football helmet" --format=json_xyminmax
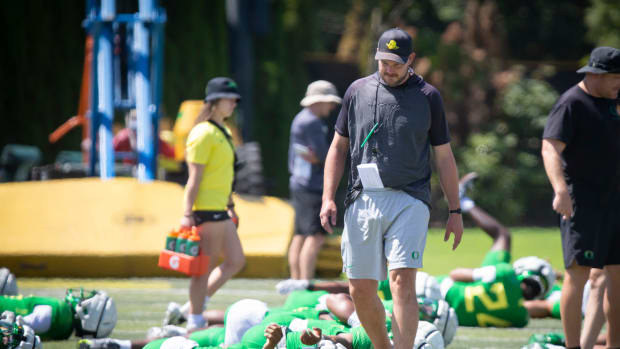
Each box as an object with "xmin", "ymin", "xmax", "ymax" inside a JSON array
[
  {"xmin": 75, "ymin": 291, "xmax": 117, "ymax": 338},
  {"xmin": 160, "ymin": 336, "xmax": 199, "ymax": 349},
  {"xmin": 433, "ymin": 299, "xmax": 458, "ymax": 346},
  {"xmin": 0, "ymin": 268, "xmax": 18, "ymax": 295},
  {"xmin": 414, "ymin": 321, "xmax": 444, "ymax": 349},
  {"xmin": 513, "ymin": 256, "xmax": 556, "ymax": 299},
  {"xmin": 416, "ymin": 272, "xmax": 441, "ymax": 301}
]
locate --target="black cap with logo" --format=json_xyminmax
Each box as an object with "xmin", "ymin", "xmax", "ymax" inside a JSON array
[
  {"xmin": 375, "ymin": 28, "xmax": 413, "ymax": 64},
  {"xmin": 577, "ymin": 46, "xmax": 620, "ymax": 74},
  {"xmin": 204, "ymin": 77, "xmax": 242, "ymax": 102}
]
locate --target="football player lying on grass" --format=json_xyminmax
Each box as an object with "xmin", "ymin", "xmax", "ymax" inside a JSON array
[
  {"xmin": 436, "ymin": 172, "xmax": 557, "ymax": 327},
  {"xmin": 79, "ymin": 297, "xmax": 335, "ymax": 349},
  {"xmin": 0, "ymin": 288, "xmax": 116, "ymax": 341}
]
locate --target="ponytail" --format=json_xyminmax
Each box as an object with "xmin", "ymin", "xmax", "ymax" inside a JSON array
[{"xmin": 194, "ymin": 100, "xmax": 218, "ymax": 126}]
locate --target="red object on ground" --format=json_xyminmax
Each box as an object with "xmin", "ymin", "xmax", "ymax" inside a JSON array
[{"xmin": 158, "ymin": 250, "xmax": 209, "ymax": 276}]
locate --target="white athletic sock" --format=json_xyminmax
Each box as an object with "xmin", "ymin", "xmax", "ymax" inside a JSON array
[
  {"xmin": 187, "ymin": 314, "xmax": 206, "ymax": 330},
  {"xmin": 347, "ymin": 311, "xmax": 361, "ymax": 327}
]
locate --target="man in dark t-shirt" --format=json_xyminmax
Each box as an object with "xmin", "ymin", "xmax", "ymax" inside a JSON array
[
  {"xmin": 541, "ymin": 46, "xmax": 620, "ymax": 349},
  {"xmin": 319, "ymin": 28, "xmax": 463, "ymax": 349}
]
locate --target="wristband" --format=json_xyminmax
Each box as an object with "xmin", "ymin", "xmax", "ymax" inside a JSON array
[{"xmin": 449, "ymin": 208, "xmax": 462, "ymax": 214}]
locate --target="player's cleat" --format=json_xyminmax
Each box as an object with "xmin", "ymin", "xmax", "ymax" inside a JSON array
[
  {"xmin": 275, "ymin": 279, "xmax": 309, "ymax": 295},
  {"xmin": 527, "ymin": 332, "xmax": 565, "ymax": 346},
  {"xmin": 77, "ymin": 338, "xmax": 122, "ymax": 349},
  {"xmin": 163, "ymin": 302, "xmax": 186, "ymax": 326},
  {"xmin": 147, "ymin": 325, "xmax": 188, "ymax": 341}
]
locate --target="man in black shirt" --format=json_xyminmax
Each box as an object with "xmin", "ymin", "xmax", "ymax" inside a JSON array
[
  {"xmin": 542, "ymin": 46, "xmax": 620, "ymax": 349},
  {"xmin": 320, "ymin": 28, "xmax": 463, "ymax": 349}
]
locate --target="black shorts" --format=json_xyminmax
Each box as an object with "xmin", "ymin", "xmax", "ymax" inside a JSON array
[
  {"xmin": 560, "ymin": 193, "xmax": 620, "ymax": 268},
  {"xmin": 193, "ymin": 210, "xmax": 230, "ymax": 226},
  {"xmin": 291, "ymin": 188, "xmax": 326, "ymax": 236}
]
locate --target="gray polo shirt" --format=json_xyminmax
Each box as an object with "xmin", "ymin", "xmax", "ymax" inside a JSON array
[
  {"xmin": 289, "ymin": 108, "xmax": 331, "ymax": 193},
  {"xmin": 335, "ymin": 72, "xmax": 451, "ymax": 207}
]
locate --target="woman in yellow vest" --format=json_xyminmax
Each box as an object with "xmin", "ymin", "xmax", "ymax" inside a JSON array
[{"xmin": 180, "ymin": 77, "xmax": 246, "ymax": 330}]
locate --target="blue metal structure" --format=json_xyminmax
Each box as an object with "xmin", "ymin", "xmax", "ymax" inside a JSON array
[{"xmin": 84, "ymin": 0, "xmax": 166, "ymax": 181}]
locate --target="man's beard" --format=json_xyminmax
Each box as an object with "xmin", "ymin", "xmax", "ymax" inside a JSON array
[{"xmin": 380, "ymin": 70, "xmax": 409, "ymax": 87}]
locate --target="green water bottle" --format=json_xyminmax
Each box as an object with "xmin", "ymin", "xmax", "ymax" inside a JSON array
[
  {"xmin": 186, "ymin": 227, "xmax": 201, "ymax": 257},
  {"xmin": 165, "ymin": 228, "xmax": 180, "ymax": 251},
  {"xmin": 175, "ymin": 229, "xmax": 189, "ymax": 254}
]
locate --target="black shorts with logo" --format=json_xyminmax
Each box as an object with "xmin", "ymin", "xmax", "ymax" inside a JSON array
[
  {"xmin": 291, "ymin": 187, "xmax": 326, "ymax": 236},
  {"xmin": 193, "ymin": 210, "xmax": 230, "ymax": 226},
  {"xmin": 560, "ymin": 191, "xmax": 620, "ymax": 268}
]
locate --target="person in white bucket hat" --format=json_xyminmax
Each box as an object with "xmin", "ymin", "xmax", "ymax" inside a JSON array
[{"xmin": 278, "ymin": 80, "xmax": 341, "ymax": 294}]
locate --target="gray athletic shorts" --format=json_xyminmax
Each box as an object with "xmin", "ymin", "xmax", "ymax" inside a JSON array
[{"xmin": 341, "ymin": 188, "xmax": 430, "ymax": 280}]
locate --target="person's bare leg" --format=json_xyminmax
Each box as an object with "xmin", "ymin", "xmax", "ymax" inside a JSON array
[
  {"xmin": 206, "ymin": 220, "xmax": 245, "ymax": 297},
  {"xmin": 287, "ymin": 235, "xmax": 305, "ymax": 279},
  {"xmin": 203, "ymin": 309, "xmax": 226, "ymax": 325},
  {"xmin": 389, "ymin": 268, "xmax": 417, "ymax": 349},
  {"xmin": 467, "ymin": 205, "xmax": 511, "ymax": 252},
  {"xmin": 349, "ymin": 279, "xmax": 390, "ymax": 349},
  {"xmin": 604, "ymin": 265, "xmax": 620, "ymax": 347},
  {"xmin": 189, "ymin": 221, "xmax": 225, "ymax": 316},
  {"xmin": 299, "ymin": 234, "xmax": 326, "ymax": 280},
  {"xmin": 562, "ymin": 264, "xmax": 590, "ymax": 347},
  {"xmin": 326, "ymin": 293, "xmax": 356, "ymax": 323},
  {"xmin": 581, "ymin": 268, "xmax": 607, "ymax": 349}
]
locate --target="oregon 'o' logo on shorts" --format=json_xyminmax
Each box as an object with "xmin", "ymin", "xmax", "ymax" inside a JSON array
[
  {"xmin": 584, "ymin": 250, "xmax": 595, "ymax": 260},
  {"xmin": 411, "ymin": 251, "xmax": 420, "ymax": 259}
]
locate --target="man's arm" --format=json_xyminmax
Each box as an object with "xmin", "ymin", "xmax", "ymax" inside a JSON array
[
  {"xmin": 449, "ymin": 268, "xmax": 475, "ymax": 282},
  {"xmin": 320, "ymin": 133, "xmax": 349, "ymax": 233},
  {"xmin": 433, "ymin": 143, "xmax": 463, "ymax": 250},
  {"xmin": 541, "ymin": 139, "xmax": 572, "ymax": 219}
]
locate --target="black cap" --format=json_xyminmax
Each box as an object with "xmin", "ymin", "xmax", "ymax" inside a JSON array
[
  {"xmin": 577, "ymin": 46, "xmax": 620, "ymax": 74},
  {"xmin": 204, "ymin": 77, "xmax": 241, "ymax": 102},
  {"xmin": 375, "ymin": 28, "xmax": 413, "ymax": 64}
]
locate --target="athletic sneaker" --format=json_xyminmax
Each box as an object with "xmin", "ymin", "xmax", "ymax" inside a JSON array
[
  {"xmin": 275, "ymin": 279, "xmax": 309, "ymax": 295},
  {"xmin": 147, "ymin": 325, "xmax": 188, "ymax": 341},
  {"xmin": 163, "ymin": 302, "xmax": 186, "ymax": 326},
  {"xmin": 77, "ymin": 338, "xmax": 121, "ymax": 349}
]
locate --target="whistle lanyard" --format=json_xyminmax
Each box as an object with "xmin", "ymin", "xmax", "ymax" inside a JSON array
[
  {"xmin": 360, "ymin": 80, "xmax": 381, "ymax": 149},
  {"xmin": 360, "ymin": 122, "xmax": 379, "ymax": 149}
]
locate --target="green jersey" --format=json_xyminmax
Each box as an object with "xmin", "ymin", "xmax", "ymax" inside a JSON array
[
  {"xmin": 442, "ymin": 263, "xmax": 529, "ymax": 327},
  {"xmin": 264, "ymin": 306, "xmax": 323, "ymax": 324},
  {"xmin": 241, "ymin": 318, "xmax": 347, "ymax": 349},
  {"xmin": 189, "ymin": 326, "xmax": 226, "ymax": 346},
  {"xmin": 0, "ymin": 295, "xmax": 74, "ymax": 340},
  {"xmin": 282, "ymin": 290, "xmax": 328, "ymax": 310},
  {"xmin": 545, "ymin": 284, "xmax": 562, "ymax": 319},
  {"xmin": 377, "ymin": 280, "xmax": 391, "ymax": 300}
]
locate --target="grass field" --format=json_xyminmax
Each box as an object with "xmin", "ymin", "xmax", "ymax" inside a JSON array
[{"xmin": 16, "ymin": 227, "xmax": 564, "ymax": 348}]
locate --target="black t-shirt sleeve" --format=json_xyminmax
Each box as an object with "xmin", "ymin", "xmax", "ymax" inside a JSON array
[
  {"xmin": 335, "ymin": 84, "xmax": 353, "ymax": 137},
  {"xmin": 427, "ymin": 89, "xmax": 451, "ymax": 146},
  {"xmin": 543, "ymin": 102, "xmax": 574, "ymax": 144}
]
